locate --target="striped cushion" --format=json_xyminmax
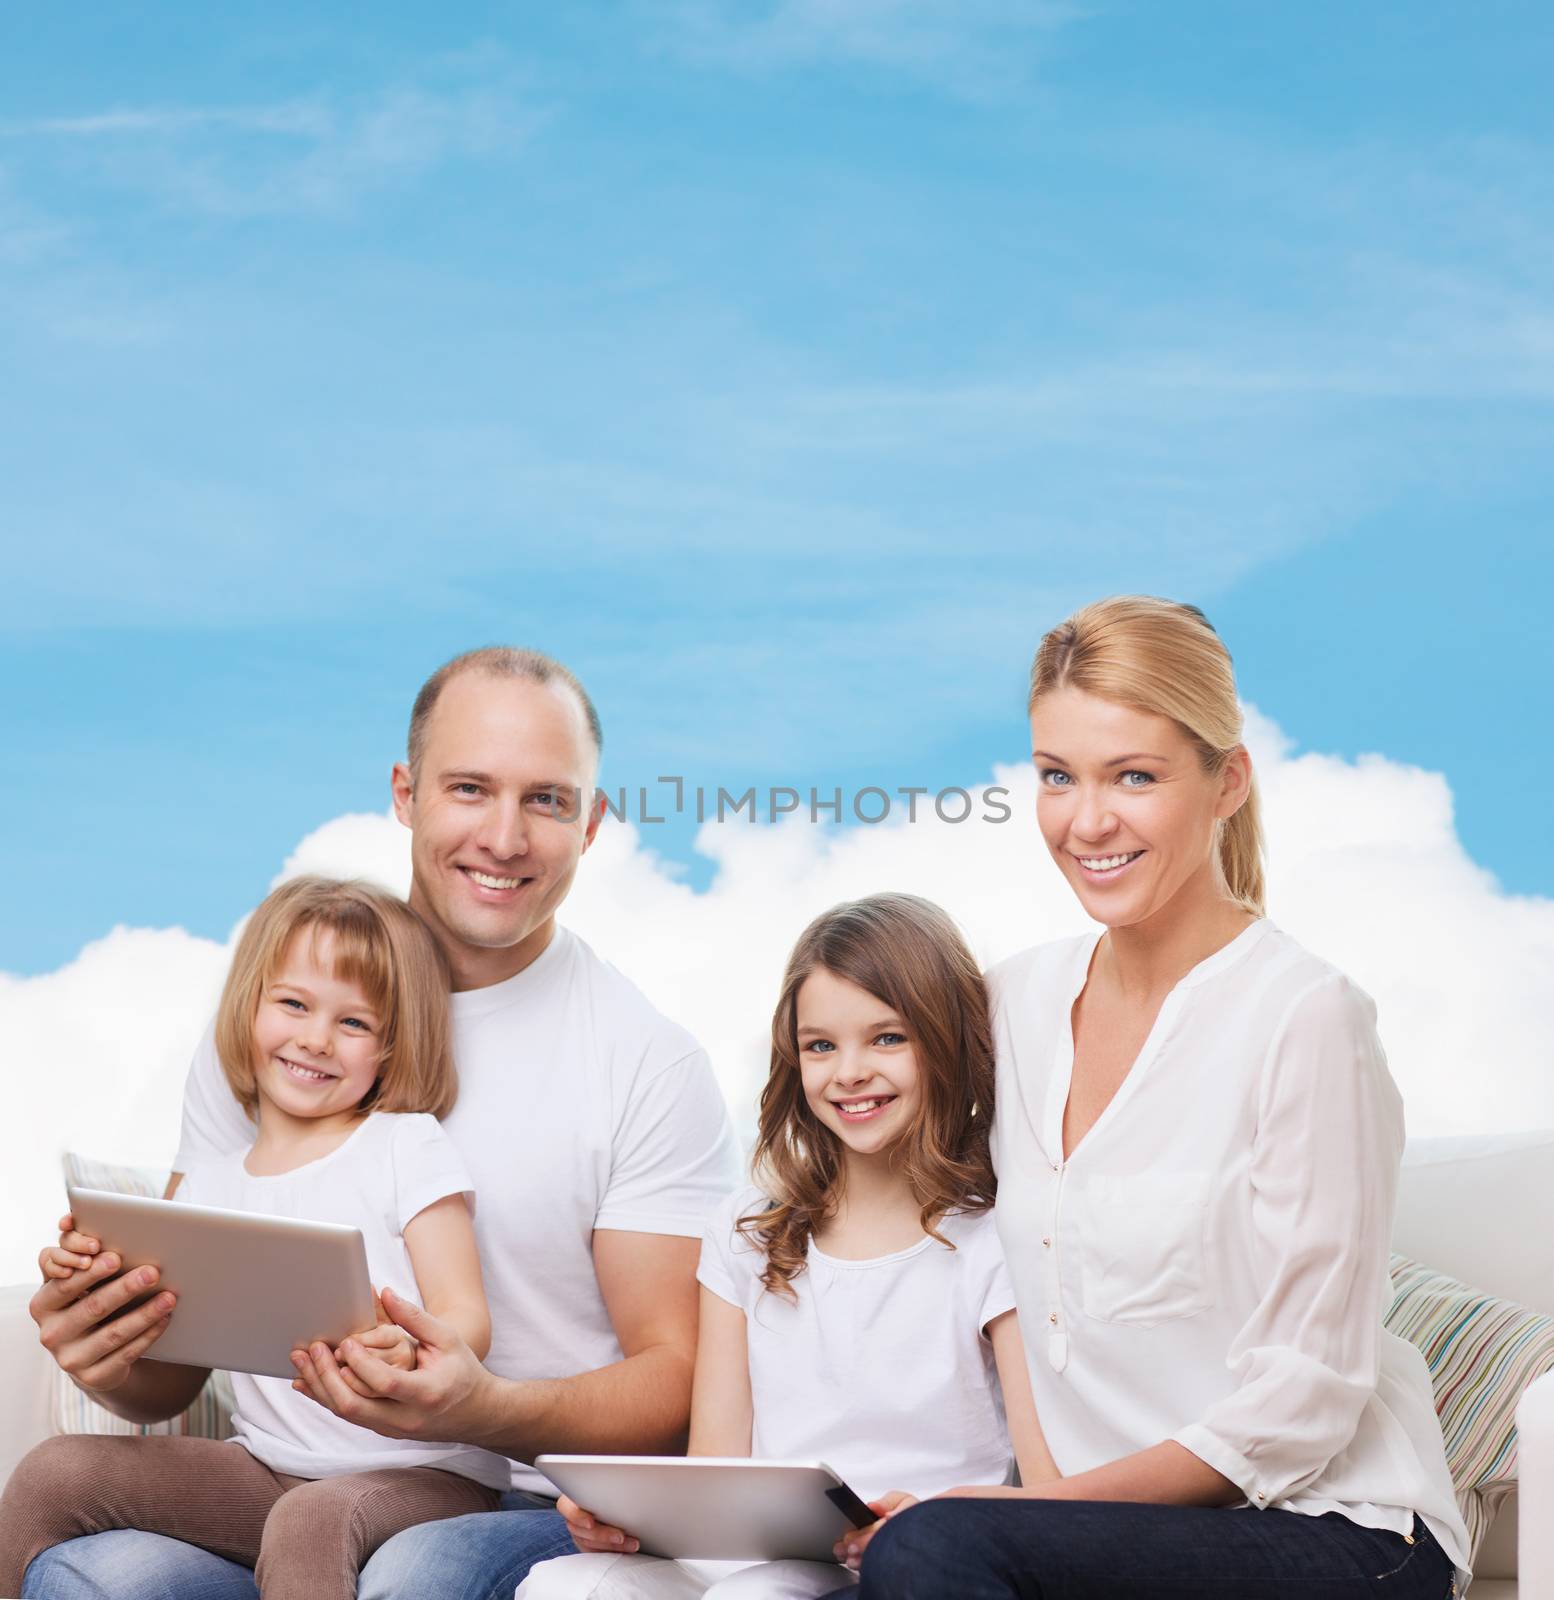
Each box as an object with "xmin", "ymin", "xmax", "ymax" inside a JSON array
[
  {"xmin": 54, "ymin": 1154, "xmax": 235, "ymax": 1441},
  {"xmin": 1386, "ymin": 1252, "xmax": 1554, "ymax": 1562}
]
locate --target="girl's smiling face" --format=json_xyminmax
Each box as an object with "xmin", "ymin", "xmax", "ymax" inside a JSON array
[
  {"xmin": 796, "ymin": 966, "xmax": 922, "ymax": 1163},
  {"xmin": 1030, "ymin": 686, "xmax": 1252, "ymax": 931},
  {"xmin": 252, "ymin": 927, "xmax": 385, "ymax": 1124}
]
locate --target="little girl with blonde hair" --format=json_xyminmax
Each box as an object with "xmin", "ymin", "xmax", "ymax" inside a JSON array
[{"xmin": 1, "ymin": 876, "xmax": 508, "ymax": 1600}]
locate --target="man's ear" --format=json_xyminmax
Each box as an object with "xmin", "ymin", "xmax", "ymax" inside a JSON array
[
  {"xmin": 580, "ymin": 787, "xmax": 607, "ymax": 854},
  {"xmin": 391, "ymin": 762, "xmax": 415, "ymax": 828}
]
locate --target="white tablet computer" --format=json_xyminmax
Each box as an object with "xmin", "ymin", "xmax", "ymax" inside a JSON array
[
  {"xmin": 66, "ymin": 1186, "xmax": 376, "ymax": 1381},
  {"xmin": 534, "ymin": 1456, "xmax": 878, "ymax": 1562}
]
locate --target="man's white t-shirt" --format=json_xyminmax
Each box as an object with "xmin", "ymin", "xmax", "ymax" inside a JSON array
[
  {"xmin": 697, "ymin": 1186, "xmax": 1018, "ymax": 1503},
  {"xmin": 179, "ymin": 1112, "xmax": 511, "ymax": 1488},
  {"xmin": 175, "ymin": 924, "xmax": 742, "ymax": 1493}
]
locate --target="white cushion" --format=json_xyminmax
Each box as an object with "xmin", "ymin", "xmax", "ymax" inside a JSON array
[
  {"xmin": 1394, "ymin": 1131, "xmax": 1554, "ymax": 1588},
  {"xmin": 1398, "ymin": 1132, "xmax": 1554, "ymax": 1316}
]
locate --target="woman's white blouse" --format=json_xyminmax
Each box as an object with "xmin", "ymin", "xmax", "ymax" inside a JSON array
[{"xmin": 988, "ymin": 919, "xmax": 1470, "ymax": 1582}]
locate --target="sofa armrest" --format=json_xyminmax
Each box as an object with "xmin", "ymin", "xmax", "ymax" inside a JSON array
[
  {"xmin": 0, "ymin": 1281, "xmax": 55, "ymax": 1490},
  {"xmin": 1518, "ymin": 1366, "xmax": 1554, "ymax": 1595}
]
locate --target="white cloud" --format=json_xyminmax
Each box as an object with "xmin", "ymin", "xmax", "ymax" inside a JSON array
[
  {"xmin": 14, "ymin": 105, "xmax": 333, "ymax": 140},
  {"xmin": 0, "ymin": 166, "xmax": 71, "ymax": 267},
  {"xmin": 5, "ymin": 709, "xmax": 1551, "ymax": 1284},
  {"xmin": 1, "ymin": 68, "xmax": 538, "ymax": 219},
  {"xmin": 2, "ymin": 928, "xmax": 230, "ymax": 1282},
  {"xmin": 650, "ymin": 0, "xmax": 1083, "ymax": 97}
]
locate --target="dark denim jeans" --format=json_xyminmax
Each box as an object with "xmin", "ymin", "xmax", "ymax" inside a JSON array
[{"xmin": 835, "ymin": 1500, "xmax": 1456, "ymax": 1600}]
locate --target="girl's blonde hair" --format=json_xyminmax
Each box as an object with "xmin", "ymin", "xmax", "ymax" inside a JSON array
[
  {"xmin": 739, "ymin": 893, "xmax": 997, "ymax": 1300},
  {"xmin": 214, "ymin": 876, "xmax": 456, "ymax": 1120},
  {"xmin": 1028, "ymin": 595, "xmax": 1265, "ymax": 915}
]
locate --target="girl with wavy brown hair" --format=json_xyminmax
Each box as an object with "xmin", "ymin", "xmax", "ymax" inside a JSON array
[{"xmin": 520, "ymin": 892, "xmax": 1058, "ymax": 1600}]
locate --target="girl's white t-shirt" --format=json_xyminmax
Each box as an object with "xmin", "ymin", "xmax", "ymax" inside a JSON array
[
  {"xmin": 987, "ymin": 919, "xmax": 1470, "ymax": 1588},
  {"xmin": 178, "ymin": 1110, "xmax": 512, "ymax": 1488},
  {"xmin": 697, "ymin": 1186, "xmax": 1018, "ymax": 1503},
  {"xmin": 173, "ymin": 925, "xmax": 742, "ymax": 1494}
]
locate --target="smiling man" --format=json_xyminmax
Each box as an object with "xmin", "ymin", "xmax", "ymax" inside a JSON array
[{"xmin": 25, "ymin": 647, "xmax": 741, "ymax": 1600}]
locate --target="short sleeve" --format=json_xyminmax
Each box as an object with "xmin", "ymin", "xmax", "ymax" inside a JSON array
[
  {"xmin": 171, "ymin": 1018, "xmax": 255, "ymax": 1177},
  {"xmin": 387, "ymin": 1114, "xmax": 476, "ymax": 1232},
  {"xmin": 1172, "ymin": 974, "xmax": 1405, "ymax": 1508},
  {"xmin": 696, "ymin": 1187, "xmax": 766, "ymax": 1310},
  {"xmin": 595, "ymin": 1045, "xmax": 742, "ymax": 1237},
  {"xmin": 962, "ymin": 1211, "xmax": 1018, "ymax": 1336}
]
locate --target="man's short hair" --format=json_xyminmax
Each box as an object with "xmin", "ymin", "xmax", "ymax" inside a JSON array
[{"xmin": 407, "ymin": 646, "xmax": 603, "ymax": 779}]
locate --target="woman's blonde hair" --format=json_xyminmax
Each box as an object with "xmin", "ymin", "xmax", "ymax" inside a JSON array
[
  {"xmin": 739, "ymin": 893, "xmax": 997, "ymax": 1300},
  {"xmin": 214, "ymin": 876, "xmax": 456, "ymax": 1120},
  {"xmin": 1028, "ymin": 595, "xmax": 1266, "ymax": 915}
]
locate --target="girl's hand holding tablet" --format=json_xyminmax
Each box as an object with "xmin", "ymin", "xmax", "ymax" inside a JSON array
[
  {"xmin": 832, "ymin": 1477, "xmax": 1052, "ymax": 1567},
  {"xmin": 39, "ymin": 1213, "xmax": 103, "ymax": 1281},
  {"xmin": 834, "ymin": 1491, "xmax": 917, "ymax": 1569},
  {"xmin": 319, "ymin": 1290, "xmax": 418, "ymax": 1400},
  {"xmin": 333, "ymin": 1291, "xmax": 417, "ymax": 1379},
  {"xmin": 345, "ymin": 1321, "xmax": 416, "ymax": 1371},
  {"xmin": 293, "ymin": 1284, "xmax": 497, "ymax": 1439},
  {"xmin": 555, "ymin": 1494, "xmax": 639, "ymax": 1555},
  {"xmin": 30, "ymin": 1211, "xmax": 181, "ymax": 1395}
]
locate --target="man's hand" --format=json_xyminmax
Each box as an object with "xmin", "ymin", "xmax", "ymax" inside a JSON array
[
  {"xmin": 291, "ymin": 1286, "xmax": 494, "ymax": 1444},
  {"xmin": 331, "ymin": 1291, "xmax": 415, "ymax": 1390},
  {"xmin": 556, "ymin": 1494, "xmax": 639, "ymax": 1555},
  {"xmin": 30, "ymin": 1215, "xmax": 178, "ymax": 1394},
  {"xmin": 834, "ymin": 1491, "xmax": 918, "ymax": 1570}
]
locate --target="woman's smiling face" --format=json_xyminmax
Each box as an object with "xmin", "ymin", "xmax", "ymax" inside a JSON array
[{"xmin": 1029, "ymin": 686, "xmax": 1250, "ymax": 931}]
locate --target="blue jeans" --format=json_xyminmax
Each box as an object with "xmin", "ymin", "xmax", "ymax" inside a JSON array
[
  {"xmin": 835, "ymin": 1500, "xmax": 1456, "ymax": 1600},
  {"xmin": 21, "ymin": 1489, "xmax": 573, "ymax": 1600}
]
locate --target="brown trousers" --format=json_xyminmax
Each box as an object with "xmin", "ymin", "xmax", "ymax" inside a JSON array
[{"xmin": 0, "ymin": 1434, "xmax": 502, "ymax": 1599}]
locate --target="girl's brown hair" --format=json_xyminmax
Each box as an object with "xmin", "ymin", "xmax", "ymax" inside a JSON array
[
  {"xmin": 1029, "ymin": 595, "xmax": 1266, "ymax": 915},
  {"xmin": 214, "ymin": 876, "xmax": 457, "ymax": 1120},
  {"xmin": 739, "ymin": 893, "xmax": 997, "ymax": 1299}
]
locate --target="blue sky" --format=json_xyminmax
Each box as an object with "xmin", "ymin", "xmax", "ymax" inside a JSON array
[{"xmin": 3, "ymin": 1, "xmax": 1550, "ymax": 975}]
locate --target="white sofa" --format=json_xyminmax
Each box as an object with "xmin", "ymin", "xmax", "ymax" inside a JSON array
[
  {"xmin": 3, "ymin": 1133, "xmax": 1552, "ymax": 1596},
  {"xmin": 1390, "ymin": 1132, "xmax": 1554, "ymax": 1599}
]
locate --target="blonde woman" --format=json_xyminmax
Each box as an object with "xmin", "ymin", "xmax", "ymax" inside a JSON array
[{"xmin": 836, "ymin": 598, "xmax": 1469, "ymax": 1600}]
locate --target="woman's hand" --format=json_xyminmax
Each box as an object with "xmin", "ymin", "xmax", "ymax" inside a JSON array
[
  {"xmin": 834, "ymin": 1491, "xmax": 918, "ymax": 1569},
  {"xmin": 39, "ymin": 1214, "xmax": 103, "ymax": 1281},
  {"xmin": 556, "ymin": 1493, "xmax": 640, "ymax": 1555}
]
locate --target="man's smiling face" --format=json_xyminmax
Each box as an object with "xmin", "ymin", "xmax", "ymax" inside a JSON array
[{"xmin": 392, "ymin": 670, "xmax": 602, "ymax": 989}]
